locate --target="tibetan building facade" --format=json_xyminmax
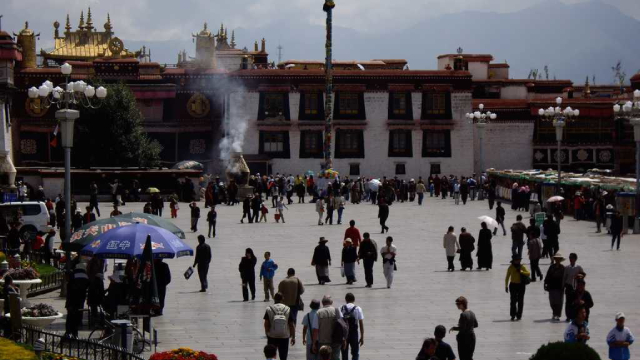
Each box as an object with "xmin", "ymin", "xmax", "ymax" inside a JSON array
[{"xmin": 5, "ymin": 12, "xmax": 640, "ymax": 180}]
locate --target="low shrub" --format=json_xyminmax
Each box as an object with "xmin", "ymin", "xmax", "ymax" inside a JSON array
[
  {"xmin": 150, "ymin": 347, "xmax": 219, "ymax": 360},
  {"xmin": 530, "ymin": 341, "xmax": 601, "ymax": 360}
]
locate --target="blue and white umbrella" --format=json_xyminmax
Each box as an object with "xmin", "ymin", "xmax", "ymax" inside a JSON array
[{"xmin": 81, "ymin": 223, "xmax": 193, "ymax": 259}]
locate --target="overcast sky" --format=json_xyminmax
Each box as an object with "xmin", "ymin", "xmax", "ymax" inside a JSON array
[{"xmin": 3, "ymin": 0, "xmax": 640, "ymax": 47}]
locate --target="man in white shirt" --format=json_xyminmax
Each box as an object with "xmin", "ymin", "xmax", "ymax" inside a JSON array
[
  {"xmin": 380, "ymin": 236, "xmax": 397, "ymax": 288},
  {"xmin": 340, "ymin": 293, "xmax": 364, "ymax": 360}
]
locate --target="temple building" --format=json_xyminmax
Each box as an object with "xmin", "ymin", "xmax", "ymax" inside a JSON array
[{"xmin": 5, "ymin": 13, "xmax": 640, "ymax": 185}]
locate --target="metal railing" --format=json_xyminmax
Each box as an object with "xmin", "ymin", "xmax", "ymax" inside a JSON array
[
  {"xmin": 19, "ymin": 325, "xmax": 145, "ymax": 360},
  {"xmin": 27, "ymin": 271, "xmax": 65, "ymax": 297}
]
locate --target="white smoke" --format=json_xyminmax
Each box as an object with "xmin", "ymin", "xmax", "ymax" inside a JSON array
[{"xmin": 217, "ymin": 79, "xmax": 250, "ymax": 174}]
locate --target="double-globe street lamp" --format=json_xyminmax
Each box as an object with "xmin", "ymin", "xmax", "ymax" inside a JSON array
[
  {"xmin": 613, "ymin": 89, "xmax": 640, "ymax": 232},
  {"xmin": 466, "ymin": 104, "xmax": 497, "ymax": 174},
  {"xmin": 538, "ymin": 97, "xmax": 579, "ymax": 194},
  {"xmin": 27, "ymin": 62, "xmax": 106, "ymax": 294}
]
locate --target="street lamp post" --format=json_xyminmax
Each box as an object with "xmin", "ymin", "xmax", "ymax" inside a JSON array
[
  {"xmin": 538, "ymin": 97, "xmax": 579, "ymax": 194},
  {"xmin": 466, "ymin": 103, "xmax": 497, "ymax": 174},
  {"xmin": 28, "ymin": 63, "xmax": 106, "ymax": 296},
  {"xmin": 614, "ymin": 89, "xmax": 640, "ymax": 233}
]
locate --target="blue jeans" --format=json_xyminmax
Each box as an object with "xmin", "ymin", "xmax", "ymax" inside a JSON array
[
  {"xmin": 342, "ymin": 331, "xmax": 360, "ymax": 360},
  {"xmin": 337, "ymin": 208, "xmax": 344, "ymax": 223},
  {"xmin": 418, "ymin": 193, "xmax": 424, "ymax": 205},
  {"xmin": 511, "ymin": 242, "xmax": 523, "ymax": 257}
]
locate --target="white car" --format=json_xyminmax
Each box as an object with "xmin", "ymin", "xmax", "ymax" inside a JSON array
[{"xmin": 0, "ymin": 201, "xmax": 52, "ymax": 240}]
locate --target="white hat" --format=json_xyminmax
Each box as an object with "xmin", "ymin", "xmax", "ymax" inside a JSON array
[
  {"xmin": 606, "ymin": 204, "xmax": 614, "ymax": 210},
  {"xmin": 615, "ymin": 312, "xmax": 625, "ymax": 320}
]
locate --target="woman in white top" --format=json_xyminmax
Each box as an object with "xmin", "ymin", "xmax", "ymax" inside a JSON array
[
  {"xmin": 316, "ymin": 197, "xmax": 325, "ymax": 226},
  {"xmin": 380, "ymin": 236, "xmax": 397, "ymax": 288},
  {"xmin": 443, "ymin": 226, "xmax": 460, "ymax": 272}
]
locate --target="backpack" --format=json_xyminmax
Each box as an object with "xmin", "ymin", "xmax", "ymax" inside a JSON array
[
  {"xmin": 332, "ymin": 316, "xmax": 349, "ymax": 344},
  {"xmin": 341, "ymin": 305, "xmax": 358, "ymax": 333},
  {"xmin": 269, "ymin": 305, "xmax": 289, "ymax": 338}
]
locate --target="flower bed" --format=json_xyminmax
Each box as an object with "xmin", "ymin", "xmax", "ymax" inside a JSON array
[
  {"xmin": 22, "ymin": 303, "xmax": 57, "ymax": 317},
  {"xmin": 2, "ymin": 267, "xmax": 39, "ymax": 280},
  {"xmin": 150, "ymin": 348, "xmax": 218, "ymax": 360}
]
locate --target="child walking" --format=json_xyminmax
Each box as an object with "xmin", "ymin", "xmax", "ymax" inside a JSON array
[
  {"xmin": 260, "ymin": 203, "xmax": 269, "ymax": 223},
  {"xmin": 259, "ymin": 252, "xmax": 278, "ymax": 302},
  {"xmin": 275, "ymin": 196, "xmax": 288, "ymax": 223}
]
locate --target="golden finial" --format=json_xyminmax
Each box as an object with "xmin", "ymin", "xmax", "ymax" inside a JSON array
[
  {"xmin": 86, "ymin": 7, "xmax": 93, "ymax": 30},
  {"xmin": 65, "ymin": 14, "xmax": 71, "ymax": 31},
  {"xmin": 584, "ymin": 76, "xmax": 591, "ymax": 99},
  {"xmin": 204, "ymin": 22, "xmax": 208, "ymax": 31},
  {"xmin": 53, "ymin": 20, "xmax": 60, "ymax": 38},
  {"xmin": 78, "ymin": 10, "xmax": 85, "ymax": 30},
  {"xmin": 254, "ymin": 41, "xmax": 258, "ymax": 52},
  {"xmin": 104, "ymin": 13, "xmax": 112, "ymax": 32},
  {"xmin": 230, "ymin": 30, "xmax": 236, "ymax": 48},
  {"xmin": 261, "ymin": 38, "xmax": 266, "ymax": 52},
  {"xmin": 220, "ymin": 23, "xmax": 224, "ymax": 37}
]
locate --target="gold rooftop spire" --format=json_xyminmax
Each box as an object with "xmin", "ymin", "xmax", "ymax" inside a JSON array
[
  {"xmin": 86, "ymin": 7, "xmax": 94, "ymax": 31},
  {"xmin": 78, "ymin": 10, "xmax": 85, "ymax": 30}
]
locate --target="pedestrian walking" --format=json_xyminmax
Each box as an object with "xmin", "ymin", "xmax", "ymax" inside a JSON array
[
  {"xmin": 314, "ymin": 295, "xmax": 345, "ymax": 360},
  {"xmin": 241, "ymin": 196, "xmax": 252, "ymax": 223},
  {"xmin": 64, "ymin": 262, "xmax": 89, "ymax": 338},
  {"xmin": 336, "ymin": 195, "xmax": 346, "ymax": 225},
  {"xmin": 566, "ymin": 278, "xmax": 594, "ymax": 322},
  {"xmin": 264, "ymin": 293, "xmax": 296, "ymax": 360},
  {"xmin": 340, "ymin": 293, "xmax": 364, "ymax": 360},
  {"xmin": 207, "ymin": 206, "xmax": 217, "ymax": 238},
  {"xmin": 433, "ymin": 325, "xmax": 456, "ymax": 360},
  {"xmin": 544, "ymin": 252, "xmax": 566, "ymax": 321},
  {"xmin": 358, "ymin": 233, "xmax": 378, "ymax": 288},
  {"xmin": 189, "ymin": 201, "xmax": 200, "ymax": 232},
  {"xmin": 260, "ymin": 252, "xmax": 279, "ymax": 301},
  {"xmin": 607, "ymin": 312, "xmax": 635, "ymax": 360},
  {"xmin": 302, "ymin": 299, "xmax": 321, "ymax": 360},
  {"xmin": 325, "ymin": 194, "xmax": 335, "ymax": 225},
  {"xmin": 312, "ymin": 237, "xmax": 332, "ymax": 285},
  {"xmin": 378, "ymin": 200, "xmax": 389, "ymax": 233},
  {"xmin": 416, "ymin": 181, "xmax": 426, "ymax": 205},
  {"xmin": 488, "ymin": 183, "xmax": 496, "ymax": 210},
  {"xmin": 505, "ymin": 255, "xmax": 530, "ymax": 321},
  {"xmin": 275, "ymin": 197, "xmax": 288, "ymax": 223},
  {"xmin": 543, "ymin": 214, "xmax": 560, "ymax": 256},
  {"xmin": 252, "ymin": 194, "xmax": 262, "ymax": 223},
  {"xmin": 344, "ymin": 220, "xmax": 362, "ymax": 248},
  {"xmin": 527, "ymin": 228, "xmax": 543, "ymax": 282},
  {"xmin": 239, "ymin": 248, "xmax": 257, "ymax": 301},
  {"xmin": 169, "ymin": 197, "xmax": 179, "ymax": 218},
  {"xmin": 458, "ymin": 228, "xmax": 475, "ymax": 271},
  {"xmin": 341, "ymin": 239, "xmax": 358, "ymax": 285},
  {"xmin": 193, "ymin": 235, "xmax": 212, "ymax": 292},
  {"xmin": 510, "ymin": 215, "xmax": 527, "ymax": 257},
  {"xmin": 316, "ymin": 197, "xmax": 325, "ymax": 226},
  {"xmin": 89, "ymin": 181, "xmax": 101, "ymax": 217},
  {"xmin": 380, "ymin": 236, "xmax": 397, "ymax": 289},
  {"xmin": 493, "ymin": 202, "xmax": 506, "ymax": 236},
  {"xmin": 443, "ymin": 226, "xmax": 460, "ymax": 272},
  {"xmin": 155, "ymin": 258, "xmax": 171, "ymax": 315},
  {"xmin": 564, "ymin": 306, "xmax": 590, "ymax": 344},
  {"xmin": 460, "ymin": 179, "xmax": 469, "ymax": 205},
  {"xmin": 611, "ymin": 211, "xmax": 623, "ymax": 250},
  {"xmin": 449, "ymin": 296, "xmax": 478, "ymax": 360},
  {"xmin": 476, "ymin": 222, "xmax": 493, "ymax": 270},
  {"xmin": 563, "ymin": 253, "xmax": 585, "ymax": 321},
  {"xmin": 453, "ymin": 181, "xmax": 460, "ymax": 205},
  {"xmin": 278, "ymin": 268, "xmax": 305, "ymax": 324}
]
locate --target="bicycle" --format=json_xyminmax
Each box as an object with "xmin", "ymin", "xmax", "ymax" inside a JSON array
[{"xmin": 87, "ymin": 306, "xmax": 149, "ymax": 355}]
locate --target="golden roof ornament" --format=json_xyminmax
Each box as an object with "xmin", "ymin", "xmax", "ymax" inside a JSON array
[
  {"xmin": 53, "ymin": 21, "xmax": 60, "ymax": 38},
  {"xmin": 199, "ymin": 22, "xmax": 211, "ymax": 37},
  {"xmin": 86, "ymin": 7, "xmax": 94, "ymax": 31},
  {"xmin": 584, "ymin": 76, "xmax": 591, "ymax": 99},
  {"xmin": 65, "ymin": 14, "xmax": 71, "ymax": 32},
  {"xmin": 18, "ymin": 21, "xmax": 34, "ymax": 36},
  {"xmin": 254, "ymin": 41, "xmax": 258, "ymax": 52},
  {"xmin": 230, "ymin": 30, "xmax": 236, "ymax": 49},
  {"xmin": 78, "ymin": 11, "xmax": 85, "ymax": 30},
  {"xmin": 104, "ymin": 13, "xmax": 112, "ymax": 32}
]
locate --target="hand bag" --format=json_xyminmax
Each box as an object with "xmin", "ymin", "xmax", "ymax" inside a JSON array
[{"xmin": 184, "ymin": 266, "xmax": 194, "ymax": 280}]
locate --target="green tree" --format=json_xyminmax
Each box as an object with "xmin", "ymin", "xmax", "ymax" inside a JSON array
[
  {"xmin": 73, "ymin": 82, "xmax": 162, "ymax": 168},
  {"xmin": 530, "ymin": 341, "xmax": 600, "ymax": 360}
]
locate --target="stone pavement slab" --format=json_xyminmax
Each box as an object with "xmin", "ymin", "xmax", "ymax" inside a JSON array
[{"xmin": 39, "ymin": 196, "xmax": 640, "ymax": 360}]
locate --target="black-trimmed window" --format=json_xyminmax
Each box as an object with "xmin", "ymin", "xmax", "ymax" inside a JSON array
[
  {"xmin": 334, "ymin": 92, "xmax": 365, "ymax": 120},
  {"xmin": 335, "ymin": 129, "xmax": 364, "ymax": 158},
  {"xmin": 300, "ymin": 131, "xmax": 323, "ymax": 158},
  {"xmin": 389, "ymin": 92, "xmax": 413, "ymax": 120},
  {"xmin": 430, "ymin": 163, "xmax": 441, "ymax": 175},
  {"xmin": 259, "ymin": 131, "xmax": 290, "ymax": 158},
  {"xmin": 422, "ymin": 130, "xmax": 451, "ymax": 157},
  {"xmin": 395, "ymin": 163, "xmax": 406, "ymax": 175},
  {"xmin": 299, "ymin": 92, "xmax": 324, "ymax": 120},
  {"xmin": 421, "ymin": 92, "xmax": 452, "ymax": 120},
  {"xmin": 388, "ymin": 130, "xmax": 413, "ymax": 157},
  {"xmin": 350, "ymin": 164, "xmax": 360, "ymax": 176},
  {"xmin": 258, "ymin": 93, "xmax": 290, "ymax": 120}
]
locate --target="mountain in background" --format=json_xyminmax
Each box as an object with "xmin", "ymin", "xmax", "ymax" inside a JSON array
[{"xmin": 125, "ymin": 0, "xmax": 640, "ymax": 84}]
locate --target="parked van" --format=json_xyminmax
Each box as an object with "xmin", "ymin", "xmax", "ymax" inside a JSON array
[{"xmin": 0, "ymin": 201, "xmax": 52, "ymax": 240}]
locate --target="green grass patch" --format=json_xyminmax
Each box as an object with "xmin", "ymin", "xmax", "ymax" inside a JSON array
[{"xmin": 34, "ymin": 263, "xmax": 58, "ymax": 277}]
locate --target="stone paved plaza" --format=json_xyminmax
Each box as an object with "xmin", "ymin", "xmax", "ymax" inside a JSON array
[{"xmin": 38, "ymin": 195, "xmax": 640, "ymax": 360}]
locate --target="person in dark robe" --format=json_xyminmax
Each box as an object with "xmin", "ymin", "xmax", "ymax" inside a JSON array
[
  {"xmin": 378, "ymin": 200, "xmax": 390, "ymax": 234},
  {"xmin": 460, "ymin": 178, "xmax": 469, "ymax": 205},
  {"xmin": 239, "ymin": 248, "xmax": 257, "ymax": 301},
  {"xmin": 441, "ymin": 176, "xmax": 449, "ymax": 199},
  {"xmin": 458, "ymin": 228, "xmax": 475, "ymax": 271},
  {"xmin": 65, "ymin": 262, "xmax": 89, "ymax": 338},
  {"xmin": 433, "ymin": 176, "xmax": 441, "ymax": 197},
  {"xmin": 476, "ymin": 222, "xmax": 493, "ymax": 270},
  {"xmin": 311, "ymin": 237, "xmax": 332, "ymax": 285},
  {"xmin": 154, "ymin": 259, "xmax": 171, "ymax": 315}
]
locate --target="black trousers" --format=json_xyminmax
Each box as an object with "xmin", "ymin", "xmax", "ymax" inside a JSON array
[
  {"xmin": 488, "ymin": 198, "xmax": 495, "ymax": 210},
  {"xmin": 65, "ymin": 308, "xmax": 82, "ymax": 337},
  {"xmin": 380, "ymin": 217, "xmax": 388, "ymax": 232},
  {"xmin": 509, "ymin": 283, "xmax": 526, "ymax": 318},
  {"xmin": 342, "ymin": 330, "xmax": 360, "ymax": 360},
  {"xmin": 457, "ymin": 332, "xmax": 476, "ymax": 360},
  {"xmin": 363, "ymin": 259, "xmax": 374, "ymax": 286},
  {"xmin": 242, "ymin": 278, "xmax": 256, "ymax": 300},
  {"xmin": 530, "ymin": 259, "xmax": 542, "ymax": 281},
  {"xmin": 268, "ymin": 337, "xmax": 290, "ymax": 360},
  {"xmin": 158, "ymin": 286, "xmax": 167, "ymax": 313},
  {"xmin": 447, "ymin": 255, "xmax": 455, "ymax": 271},
  {"xmin": 198, "ymin": 264, "xmax": 209, "ymax": 290},
  {"xmin": 611, "ymin": 233, "xmax": 621, "ymax": 249},
  {"xmin": 242, "ymin": 210, "xmax": 252, "ymax": 223},
  {"xmin": 252, "ymin": 209, "xmax": 260, "ymax": 223}
]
